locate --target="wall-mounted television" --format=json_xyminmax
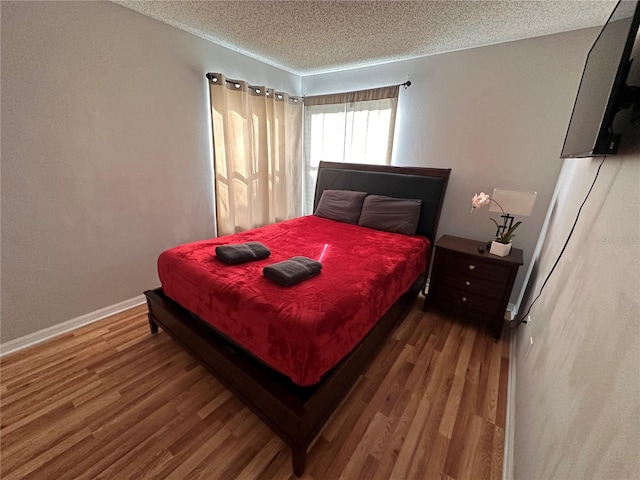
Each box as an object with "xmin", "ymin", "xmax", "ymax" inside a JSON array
[{"xmin": 561, "ymin": 0, "xmax": 640, "ymax": 158}]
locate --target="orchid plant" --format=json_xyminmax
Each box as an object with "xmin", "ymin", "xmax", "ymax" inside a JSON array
[{"xmin": 471, "ymin": 192, "xmax": 521, "ymax": 244}]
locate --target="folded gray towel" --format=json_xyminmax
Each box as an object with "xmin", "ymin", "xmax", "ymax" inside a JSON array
[
  {"xmin": 263, "ymin": 256, "xmax": 322, "ymax": 287},
  {"xmin": 216, "ymin": 242, "xmax": 271, "ymax": 265}
]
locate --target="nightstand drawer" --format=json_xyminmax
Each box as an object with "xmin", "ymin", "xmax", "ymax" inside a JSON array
[
  {"xmin": 436, "ymin": 250, "xmax": 512, "ymax": 283},
  {"xmin": 436, "ymin": 287, "xmax": 504, "ymax": 316},
  {"xmin": 436, "ymin": 271, "xmax": 506, "ymax": 300}
]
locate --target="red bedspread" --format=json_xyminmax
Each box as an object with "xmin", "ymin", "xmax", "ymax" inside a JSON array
[{"xmin": 158, "ymin": 215, "xmax": 430, "ymax": 386}]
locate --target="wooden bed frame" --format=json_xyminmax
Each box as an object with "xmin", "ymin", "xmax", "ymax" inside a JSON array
[{"xmin": 144, "ymin": 161, "xmax": 450, "ymax": 476}]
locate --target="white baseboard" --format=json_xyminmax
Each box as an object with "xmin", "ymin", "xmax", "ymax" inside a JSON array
[
  {"xmin": 0, "ymin": 295, "xmax": 147, "ymax": 357},
  {"xmin": 504, "ymin": 302, "xmax": 516, "ymax": 321},
  {"xmin": 502, "ymin": 322, "xmax": 517, "ymax": 480}
]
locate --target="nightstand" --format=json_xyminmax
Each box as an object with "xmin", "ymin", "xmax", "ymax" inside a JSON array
[{"xmin": 423, "ymin": 235, "xmax": 523, "ymax": 339}]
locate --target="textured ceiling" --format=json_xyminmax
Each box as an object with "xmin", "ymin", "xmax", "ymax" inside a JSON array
[{"xmin": 114, "ymin": 0, "xmax": 617, "ymax": 75}]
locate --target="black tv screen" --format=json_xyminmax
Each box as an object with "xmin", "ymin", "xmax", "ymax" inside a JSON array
[{"xmin": 561, "ymin": 0, "xmax": 640, "ymax": 158}]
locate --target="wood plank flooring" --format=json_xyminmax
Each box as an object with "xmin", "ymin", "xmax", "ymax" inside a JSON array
[{"xmin": 0, "ymin": 298, "xmax": 509, "ymax": 479}]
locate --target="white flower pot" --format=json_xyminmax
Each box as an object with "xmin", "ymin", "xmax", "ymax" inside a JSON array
[{"xmin": 490, "ymin": 241, "xmax": 512, "ymax": 257}]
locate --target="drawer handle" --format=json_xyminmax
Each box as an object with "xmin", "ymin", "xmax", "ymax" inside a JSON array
[
  {"xmin": 468, "ymin": 264, "xmax": 475, "ymax": 270},
  {"xmin": 465, "ymin": 281, "xmax": 471, "ymax": 286},
  {"xmin": 462, "ymin": 297, "xmax": 467, "ymax": 302}
]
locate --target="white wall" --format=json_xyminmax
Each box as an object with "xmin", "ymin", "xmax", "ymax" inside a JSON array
[
  {"xmin": 0, "ymin": 1, "xmax": 301, "ymax": 343},
  {"xmin": 302, "ymin": 28, "xmax": 599, "ymax": 305},
  {"xmin": 511, "ymin": 33, "xmax": 640, "ymax": 479},
  {"xmin": 513, "ymin": 120, "xmax": 639, "ymax": 479}
]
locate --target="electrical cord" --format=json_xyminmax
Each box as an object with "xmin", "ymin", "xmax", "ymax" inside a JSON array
[{"xmin": 509, "ymin": 155, "xmax": 607, "ymax": 329}]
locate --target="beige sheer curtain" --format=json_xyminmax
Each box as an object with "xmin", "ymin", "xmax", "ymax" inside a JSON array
[
  {"xmin": 208, "ymin": 73, "xmax": 302, "ymax": 236},
  {"xmin": 302, "ymin": 86, "xmax": 399, "ymax": 213}
]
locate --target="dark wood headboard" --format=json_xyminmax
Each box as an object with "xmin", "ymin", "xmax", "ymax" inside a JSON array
[{"xmin": 313, "ymin": 161, "xmax": 451, "ymax": 243}]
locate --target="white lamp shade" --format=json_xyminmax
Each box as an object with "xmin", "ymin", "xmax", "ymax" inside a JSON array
[{"xmin": 489, "ymin": 189, "xmax": 537, "ymax": 217}]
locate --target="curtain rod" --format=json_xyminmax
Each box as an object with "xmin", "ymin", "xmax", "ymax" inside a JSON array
[
  {"xmin": 225, "ymin": 78, "xmax": 410, "ymax": 92},
  {"xmin": 302, "ymin": 81, "xmax": 411, "ymax": 104},
  {"xmin": 206, "ymin": 73, "xmax": 300, "ymax": 102},
  {"xmin": 206, "ymin": 73, "xmax": 411, "ymax": 90}
]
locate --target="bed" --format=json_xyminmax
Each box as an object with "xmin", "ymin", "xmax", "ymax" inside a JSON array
[{"xmin": 144, "ymin": 161, "xmax": 450, "ymax": 476}]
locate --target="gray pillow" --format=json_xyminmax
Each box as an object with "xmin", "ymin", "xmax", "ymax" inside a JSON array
[
  {"xmin": 314, "ymin": 189, "xmax": 367, "ymax": 224},
  {"xmin": 358, "ymin": 195, "xmax": 422, "ymax": 235}
]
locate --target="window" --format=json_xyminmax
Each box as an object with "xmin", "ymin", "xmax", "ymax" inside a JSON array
[{"xmin": 302, "ymin": 86, "xmax": 399, "ymax": 213}]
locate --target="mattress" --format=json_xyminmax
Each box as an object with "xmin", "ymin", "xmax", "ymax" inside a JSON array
[{"xmin": 158, "ymin": 215, "xmax": 429, "ymax": 386}]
